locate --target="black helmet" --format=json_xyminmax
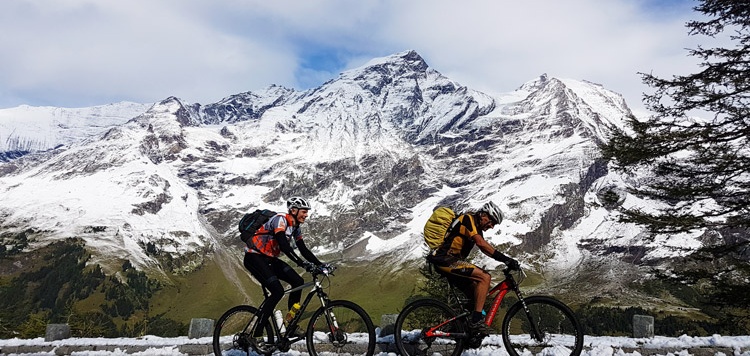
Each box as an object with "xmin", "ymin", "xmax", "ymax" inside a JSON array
[
  {"xmin": 287, "ymin": 197, "xmax": 312, "ymax": 210},
  {"xmin": 481, "ymin": 201, "xmax": 503, "ymax": 224}
]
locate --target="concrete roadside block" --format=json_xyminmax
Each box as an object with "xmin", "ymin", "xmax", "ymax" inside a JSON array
[
  {"xmin": 45, "ymin": 324, "xmax": 71, "ymax": 342},
  {"xmin": 188, "ymin": 318, "xmax": 214, "ymax": 339},
  {"xmin": 379, "ymin": 314, "xmax": 398, "ymax": 337},
  {"xmin": 633, "ymin": 315, "xmax": 654, "ymax": 338}
]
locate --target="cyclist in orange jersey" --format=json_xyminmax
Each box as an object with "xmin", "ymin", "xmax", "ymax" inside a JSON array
[{"xmin": 244, "ymin": 197, "xmax": 325, "ymax": 340}]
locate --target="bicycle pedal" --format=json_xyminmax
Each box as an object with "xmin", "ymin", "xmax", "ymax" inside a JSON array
[
  {"xmin": 250, "ymin": 337, "xmax": 271, "ymax": 354},
  {"xmin": 468, "ymin": 321, "xmax": 493, "ymax": 336},
  {"xmin": 467, "ymin": 334, "xmax": 485, "ymax": 349}
]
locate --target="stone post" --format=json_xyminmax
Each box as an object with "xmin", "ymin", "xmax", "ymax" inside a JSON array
[
  {"xmin": 45, "ymin": 324, "xmax": 71, "ymax": 341},
  {"xmin": 632, "ymin": 314, "xmax": 654, "ymax": 338},
  {"xmin": 379, "ymin": 314, "xmax": 398, "ymax": 337},
  {"xmin": 188, "ymin": 318, "xmax": 214, "ymax": 339}
]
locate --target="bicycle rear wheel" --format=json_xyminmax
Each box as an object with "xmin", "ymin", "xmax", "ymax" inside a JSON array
[
  {"xmin": 213, "ymin": 305, "xmax": 274, "ymax": 356},
  {"xmin": 501, "ymin": 296, "xmax": 583, "ymax": 356},
  {"xmin": 394, "ymin": 298, "xmax": 466, "ymax": 356},
  {"xmin": 306, "ymin": 299, "xmax": 376, "ymax": 356}
]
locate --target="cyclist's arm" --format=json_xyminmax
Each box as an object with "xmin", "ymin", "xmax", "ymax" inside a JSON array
[
  {"xmin": 296, "ymin": 239, "xmax": 322, "ymax": 265},
  {"xmin": 471, "ymin": 234, "xmax": 497, "ymax": 256},
  {"xmin": 471, "ymin": 234, "xmax": 514, "ymax": 263},
  {"xmin": 275, "ymin": 231, "xmax": 306, "ymax": 266}
]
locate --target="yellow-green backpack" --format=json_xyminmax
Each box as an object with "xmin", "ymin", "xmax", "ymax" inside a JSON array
[{"xmin": 423, "ymin": 206, "xmax": 457, "ymax": 251}]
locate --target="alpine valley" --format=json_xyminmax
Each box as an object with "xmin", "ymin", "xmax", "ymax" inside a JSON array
[{"xmin": 1, "ymin": 50, "xmax": 745, "ymax": 337}]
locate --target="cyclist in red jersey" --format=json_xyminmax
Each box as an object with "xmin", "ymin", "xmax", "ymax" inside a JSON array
[{"xmin": 244, "ymin": 197, "xmax": 325, "ymax": 343}]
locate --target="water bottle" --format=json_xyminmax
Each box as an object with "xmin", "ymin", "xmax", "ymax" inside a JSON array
[
  {"xmin": 285, "ymin": 303, "xmax": 301, "ymax": 324},
  {"xmin": 273, "ymin": 310, "xmax": 286, "ymax": 333}
]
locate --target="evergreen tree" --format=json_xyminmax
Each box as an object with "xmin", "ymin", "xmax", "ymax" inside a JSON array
[
  {"xmin": 413, "ymin": 262, "xmax": 456, "ymax": 305},
  {"xmin": 601, "ymin": 0, "xmax": 750, "ymax": 332},
  {"xmin": 601, "ymin": 0, "xmax": 750, "ymax": 233}
]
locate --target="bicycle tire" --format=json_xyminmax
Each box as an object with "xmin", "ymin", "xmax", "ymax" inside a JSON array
[
  {"xmin": 213, "ymin": 305, "xmax": 274, "ymax": 356},
  {"xmin": 394, "ymin": 298, "xmax": 466, "ymax": 356},
  {"xmin": 501, "ymin": 296, "xmax": 583, "ymax": 356},
  {"xmin": 306, "ymin": 299, "xmax": 376, "ymax": 356}
]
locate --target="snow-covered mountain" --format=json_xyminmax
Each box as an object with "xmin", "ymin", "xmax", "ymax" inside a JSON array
[
  {"xmin": 0, "ymin": 102, "xmax": 152, "ymax": 161},
  {"xmin": 0, "ymin": 50, "xmax": 686, "ymax": 281}
]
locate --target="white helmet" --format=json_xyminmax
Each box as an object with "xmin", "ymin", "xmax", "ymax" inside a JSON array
[
  {"xmin": 287, "ymin": 197, "xmax": 312, "ymax": 210},
  {"xmin": 481, "ymin": 201, "xmax": 503, "ymax": 224}
]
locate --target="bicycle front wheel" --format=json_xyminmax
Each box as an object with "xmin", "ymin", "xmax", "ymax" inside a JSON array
[
  {"xmin": 306, "ymin": 300, "xmax": 376, "ymax": 356},
  {"xmin": 394, "ymin": 298, "xmax": 466, "ymax": 356},
  {"xmin": 213, "ymin": 305, "xmax": 274, "ymax": 356},
  {"xmin": 502, "ymin": 296, "xmax": 583, "ymax": 356}
]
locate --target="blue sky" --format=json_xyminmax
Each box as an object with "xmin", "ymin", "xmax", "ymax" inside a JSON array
[{"xmin": 0, "ymin": 0, "xmax": 708, "ymax": 114}]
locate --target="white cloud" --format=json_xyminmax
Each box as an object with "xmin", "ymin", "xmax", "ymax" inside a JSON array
[
  {"xmin": 0, "ymin": 0, "xmax": 297, "ymax": 106},
  {"xmin": 372, "ymin": 0, "xmax": 701, "ymax": 115},
  {"xmin": 0, "ymin": 0, "xmax": 710, "ymax": 114}
]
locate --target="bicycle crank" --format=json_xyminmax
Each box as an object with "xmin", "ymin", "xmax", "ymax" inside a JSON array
[{"xmin": 467, "ymin": 333, "xmax": 485, "ymax": 349}]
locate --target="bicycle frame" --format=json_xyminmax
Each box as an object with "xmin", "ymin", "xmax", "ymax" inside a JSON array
[
  {"xmin": 423, "ymin": 269, "xmax": 542, "ymax": 341},
  {"xmin": 250, "ymin": 271, "xmax": 332, "ymax": 345},
  {"xmin": 396, "ymin": 267, "xmax": 584, "ymax": 356},
  {"xmin": 485, "ymin": 272, "xmax": 515, "ymax": 325}
]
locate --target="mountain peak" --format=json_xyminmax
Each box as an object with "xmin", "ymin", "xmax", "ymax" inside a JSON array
[
  {"xmin": 363, "ymin": 50, "xmax": 427, "ymax": 69},
  {"xmin": 518, "ymin": 73, "xmax": 550, "ymax": 92},
  {"xmin": 348, "ymin": 50, "xmax": 430, "ymax": 81},
  {"xmin": 146, "ymin": 97, "xmax": 200, "ymax": 128}
]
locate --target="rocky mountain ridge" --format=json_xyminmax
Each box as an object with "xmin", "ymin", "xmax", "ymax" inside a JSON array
[{"xmin": 1, "ymin": 50, "xmax": 680, "ymax": 282}]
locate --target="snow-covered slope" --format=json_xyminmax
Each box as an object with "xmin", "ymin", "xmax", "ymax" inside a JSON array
[
  {"xmin": 0, "ymin": 102, "xmax": 151, "ymax": 158},
  {"xmin": 0, "ymin": 50, "xmax": 683, "ymax": 278}
]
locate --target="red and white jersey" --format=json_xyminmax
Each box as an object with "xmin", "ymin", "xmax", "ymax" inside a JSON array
[{"xmin": 246, "ymin": 213, "xmax": 302, "ymax": 257}]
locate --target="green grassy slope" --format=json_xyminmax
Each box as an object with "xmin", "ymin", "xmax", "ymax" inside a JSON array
[{"xmin": 148, "ymin": 253, "xmax": 423, "ymax": 326}]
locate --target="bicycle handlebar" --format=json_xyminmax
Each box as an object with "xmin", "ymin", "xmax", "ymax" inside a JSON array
[
  {"xmin": 500, "ymin": 266, "xmax": 526, "ymax": 285},
  {"xmin": 318, "ymin": 263, "xmax": 336, "ymax": 276},
  {"xmin": 307, "ymin": 263, "xmax": 337, "ymax": 277}
]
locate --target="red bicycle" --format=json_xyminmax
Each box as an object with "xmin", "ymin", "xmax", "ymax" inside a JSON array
[{"xmin": 394, "ymin": 267, "xmax": 583, "ymax": 356}]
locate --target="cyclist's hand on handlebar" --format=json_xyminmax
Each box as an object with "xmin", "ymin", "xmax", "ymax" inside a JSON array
[
  {"xmin": 318, "ymin": 263, "xmax": 336, "ymax": 275},
  {"xmin": 301, "ymin": 261, "xmax": 317, "ymax": 273},
  {"xmin": 505, "ymin": 258, "xmax": 520, "ymax": 271}
]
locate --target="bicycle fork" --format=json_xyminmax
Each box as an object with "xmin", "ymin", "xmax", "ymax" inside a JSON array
[
  {"xmin": 514, "ymin": 289, "xmax": 545, "ymax": 342},
  {"xmin": 314, "ymin": 281, "xmax": 345, "ymax": 343}
]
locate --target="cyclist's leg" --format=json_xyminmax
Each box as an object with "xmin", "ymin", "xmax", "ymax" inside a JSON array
[
  {"xmin": 271, "ymin": 259, "xmax": 304, "ymax": 309},
  {"xmin": 468, "ymin": 267, "xmax": 491, "ymax": 315},
  {"xmin": 266, "ymin": 258, "xmax": 306, "ymax": 338},
  {"xmin": 244, "ymin": 252, "xmax": 285, "ymax": 336},
  {"xmin": 435, "ymin": 262, "xmax": 491, "ymax": 327}
]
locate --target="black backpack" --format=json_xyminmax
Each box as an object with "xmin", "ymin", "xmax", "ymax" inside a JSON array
[{"xmin": 238, "ymin": 209, "xmax": 277, "ymax": 244}]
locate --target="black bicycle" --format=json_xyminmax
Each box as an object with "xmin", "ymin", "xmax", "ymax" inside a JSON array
[
  {"xmin": 213, "ymin": 263, "xmax": 376, "ymax": 356},
  {"xmin": 394, "ymin": 267, "xmax": 583, "ymax": 356}
]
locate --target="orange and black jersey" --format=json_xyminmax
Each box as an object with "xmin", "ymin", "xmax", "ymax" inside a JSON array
[
  {"xmin": 246, "ymin": 212, "xmax": 321, "ymax": 266},
  {"xmin": 433, "ymin": 213, "xmax": 482, "ymax": 261},
  {"xmin": 247, "ymin": 213, "xmax": 301, "ymax": 257}
]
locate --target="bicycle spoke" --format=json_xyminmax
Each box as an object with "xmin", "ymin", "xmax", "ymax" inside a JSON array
[
  {"xmin": 502, "ymin": 296, "xmax": 582, "ymax": 356},
  {"xmin": 306, "ymin": 300, "xmax": 376, "ymax": 356},
  {"xmin": 213, "ymin": 305, "xmax": 275, "ymax": 356},
  {"xmin": 395, "ymin": 299, "xmax": 465, "ymax": 356}
]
